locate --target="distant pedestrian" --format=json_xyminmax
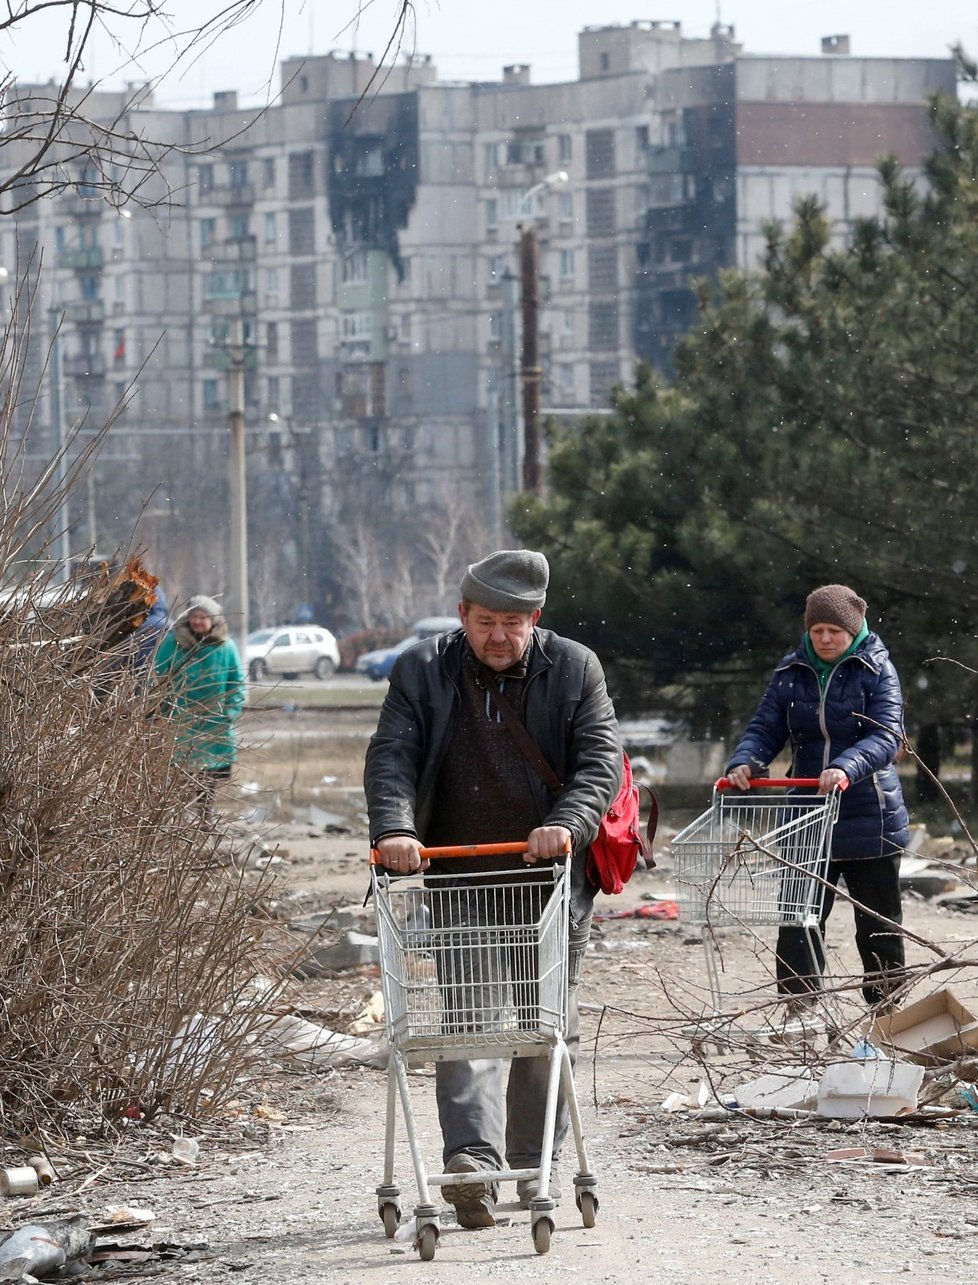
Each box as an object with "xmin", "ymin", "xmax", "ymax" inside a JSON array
[
  {"xmin": 726, "ymin": 584, "xmax": 909, "ymax": 1008},
  {"xmin": 154, "ymin": 595, "xmax": 246, "ymax": 818}
]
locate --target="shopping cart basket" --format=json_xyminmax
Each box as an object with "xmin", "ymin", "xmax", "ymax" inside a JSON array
[
  {"xmin": 671, "ymin": 778, "xmax": 845, "ymax": 1016},
  {"xmin": 370, "ymin": 842, "xmax": 598, "ymax": 1261}
]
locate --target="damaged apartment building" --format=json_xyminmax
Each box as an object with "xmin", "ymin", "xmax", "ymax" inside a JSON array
[{"xmin": 0, "ymin": 21, "xmax": 955, "ymax": 621}]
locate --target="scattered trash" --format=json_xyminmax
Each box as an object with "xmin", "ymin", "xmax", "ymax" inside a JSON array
[
  {"xmin": 99, "ymin": 1206, "xmax": 156, "ymax": 1230},
  {"xmin": 869, "ymin": 987, "xmax": 978, "ymax": 1065},
  {"xmin": 736, "ymin": 1066, "xmax": 817, "ymax": 1111},
  {"xmin": 171, "ymin": 1137, "xmax": 200, "ymax": 1166},
  {"xmin": 816, "ymin": 1058, "xmax": 924, "ymax": 1119},
  {"xmin": 292, "ymin": 930, "xmax": 380, "ymax": 976},
  {"xmin": 0, "ymin": 1215, "xmax": 94, "ymax": 1279},
  {"xmin": 959, "ymin": 1084, "xmax": 978, "ymax": 1113},
  {"xmin": 393, "ymin": 1217, "xmax": 417, "ymax": 1243},
  {"xmin": 593, "ymin": 901, "xmax": 679, "ymax": 922},
  {"xmin": 660, "ymin": 1092, "xmax": 690, "ymax": 1112},
  {"xmin": 0, "ymin": 1166, "xmax": 38, "ymax": 1197},
  {"xmin": 826, "ymin": 1146, "xmax": 928, "ymax": 1167},
  {"xmin": 261, "ymin": 1013, "xmax": 388, "ymax": 1069},
  {"xmin": 26, "ymin": 1155, "xmax": 56, "ymax": 1186},
  {"xmin": 850, "ymin": 1038, "xmax": 881, "ymax": 1059},
  {"xmin": 349, "ymin": 990, "xmax": 385, "ymax": 1034},
  {"xmin": 308, "ymin": 804, "xmax": 351, "ymax": 833}
]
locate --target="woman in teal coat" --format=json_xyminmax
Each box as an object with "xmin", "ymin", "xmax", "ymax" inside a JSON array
[{"xmin": 154, "ymin": 594, "xmax": 246, "ymax": 812}]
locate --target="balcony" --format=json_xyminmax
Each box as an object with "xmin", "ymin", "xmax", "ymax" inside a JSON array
[
  {"xmin": 57, "ymin": 247, "xmax": 104, "ymax": 271},
  {"xmin": 204, "ymin": 183, "xmax": 257, "ymax": 208},
  {"xmin": 63, "ymin": 300, "xmax": 105, "ymax": 324},
  {"xmin": 62, "ymin": 354, "xmax": 107, "ymax": 378},
  {"xmin": 206, "ymin": 236, "xmax": 258, "ymax": 264}
]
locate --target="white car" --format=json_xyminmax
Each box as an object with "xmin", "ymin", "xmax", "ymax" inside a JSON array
[{"xmin": 246, "ymin": 625, "xmax": 340, "ymax": 681}]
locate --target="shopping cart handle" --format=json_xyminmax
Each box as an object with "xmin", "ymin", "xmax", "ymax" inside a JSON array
[
  {"xmin": 714, "ymin": 776, "xmax": 849, "ymax": 792},
  {"xmin": 369, "ymin": 839, "xmax": 572, "ymax": 864}
]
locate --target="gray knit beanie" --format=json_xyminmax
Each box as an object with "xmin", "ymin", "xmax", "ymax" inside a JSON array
[
  {"xmin": 460, "ymin": 549, "xmax": 549, "ymax": 613},
  {"xmin": 804, "ymin": 584, "xmax": 867, "ymax": 636}
]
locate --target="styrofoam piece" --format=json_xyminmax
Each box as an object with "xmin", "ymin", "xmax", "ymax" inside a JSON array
[
  {"xmin": 816, "ymin": 1059, "xmax": 924, "ymax": 1119},
  {"xmin": 737, "ymin": 1065, "xmax": 817, "ymax": 1110}
]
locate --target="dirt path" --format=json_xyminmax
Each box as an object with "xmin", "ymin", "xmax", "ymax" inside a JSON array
[{"xmin": 22, "ymin": 707, "xmax": 978, "ymax": 1284}]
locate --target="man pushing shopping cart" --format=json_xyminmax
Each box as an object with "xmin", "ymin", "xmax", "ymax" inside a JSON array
[{"xmin": 364, "ymin": 549, "xmax": 622, "ymax": 1259}]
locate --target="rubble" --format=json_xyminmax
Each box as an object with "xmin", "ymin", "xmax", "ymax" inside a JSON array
[
  {"xmin": 816, "ymin": 1058, "xmax": 924, "ymax": 1119},
  {"xmin": 291, "ymin": 930, "xmax": 379, "ymax": 976}
]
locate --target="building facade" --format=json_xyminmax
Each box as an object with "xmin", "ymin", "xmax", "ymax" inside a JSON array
[{"xmin": 0, "ymin": 22, "xmax": 956, "ymax": 626}]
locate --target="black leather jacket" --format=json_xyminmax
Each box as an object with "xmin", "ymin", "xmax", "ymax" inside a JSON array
[{"xmin": 364, "ymin": 626, "xmax": 623, "ymax": 920}]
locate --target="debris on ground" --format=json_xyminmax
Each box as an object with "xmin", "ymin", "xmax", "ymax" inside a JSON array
[
  {"xmin": 261, "ymin": 1012, "xmax": 388, "ymax": 1069},
  {"xmin": 868, "ymin": 986, "xmax": 978, "ymax": 1064},
  {"xmin": 291, "ymin": 930, "xmax": 379, "ymax": 976},
  {"xmin": 0, "ymin": 1215, "xmax": 94, "ymax": 1282}
]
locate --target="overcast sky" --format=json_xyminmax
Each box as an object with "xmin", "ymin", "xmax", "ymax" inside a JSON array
[{"xmin": 3, "ymin": 1, "xmax": 977, "ymax": 108}]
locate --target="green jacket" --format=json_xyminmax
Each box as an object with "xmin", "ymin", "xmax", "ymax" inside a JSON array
[{"xmin": 154, "ymin": 613, "xmax": 246, "ymax": 769}]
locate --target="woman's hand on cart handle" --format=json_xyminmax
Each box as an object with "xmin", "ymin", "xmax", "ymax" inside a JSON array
[
  {"xmin": 724, "ymin": 764, "xmax": 754, "ymax": 791},
  {"xmin": 372, "ymin": 835, "xmax": 429, "ymax": 874},
  {"xmin": 526, "ymin": 826, "xmax": 573, "ymax": 863},
  {"xmin": 818, "ymin": 767, "xmax": 850, "ymax": 795}
]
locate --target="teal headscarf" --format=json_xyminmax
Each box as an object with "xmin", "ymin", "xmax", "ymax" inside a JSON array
[{"xmin": 803, "ymin": 620, "xmax": 870, "ymax": 691}]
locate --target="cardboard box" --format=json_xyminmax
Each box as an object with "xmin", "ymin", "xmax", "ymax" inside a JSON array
[
  {"xmin": 869, "ymin": 987, "xmax": 978, "ymax": 1066},
  {"xmin": 816, "ymin": 1060, "xmax": 923, "ymax": 1119}
]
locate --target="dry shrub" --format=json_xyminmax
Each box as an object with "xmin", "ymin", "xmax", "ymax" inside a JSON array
[
  {"xmin": 1, "ymin": 294, "xmax": 285, "ymax": 1136},
  {"xmin": 0, "ymin": 572, "xmax": 287, "ymax": 1135}
]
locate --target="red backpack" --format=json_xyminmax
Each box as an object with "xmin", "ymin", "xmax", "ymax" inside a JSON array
[{"xmin": 586, "ymin": 752, "xmax": 658, "ymax": 895}]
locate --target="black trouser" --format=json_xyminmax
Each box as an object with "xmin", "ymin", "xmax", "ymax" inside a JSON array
[{"xmin": 776, "ymin": 854, "xmax": 905, "ymax": 1006}]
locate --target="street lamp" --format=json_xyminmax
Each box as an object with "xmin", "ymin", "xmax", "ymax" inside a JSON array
[{"xmin": 517, "ymin": 170, "xmax": 568, "ymax": 493}]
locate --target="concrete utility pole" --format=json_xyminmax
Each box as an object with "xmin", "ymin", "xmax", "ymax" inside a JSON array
[
  {"xmin": 226, "ymin": 316, "xmax": 249, "ymax": 659},
  {"xmin": 517, "ymin": 171, "xmax": 567, "ymax": 495},
  {"xmin": 519, "ymin": 223, "xmax": 541, "ymax": 494}
]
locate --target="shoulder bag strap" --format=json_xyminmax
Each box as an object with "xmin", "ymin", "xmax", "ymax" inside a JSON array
[{"xmin": 478, "ymin": 665, "xmax": 564, "ymax": 793}]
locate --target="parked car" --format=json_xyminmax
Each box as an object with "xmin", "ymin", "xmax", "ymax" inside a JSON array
[
  {"xmin": 246, "ymin": 625, "xmax": 341, "ymax": 681},
  {"xmin": 355, "ymin": 615, "xmax": 459, "ymax": 681}
]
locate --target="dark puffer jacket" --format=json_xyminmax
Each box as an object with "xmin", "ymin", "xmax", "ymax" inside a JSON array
[
  {"xmin": 364, "ymin": 626, "xmax": 623, "ymax": 923},
  {"xmin": 726, "ymin": 632, "xmax": 909, "ymax": 859}
]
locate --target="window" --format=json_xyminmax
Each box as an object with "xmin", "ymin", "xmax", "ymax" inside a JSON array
[
  {"xmin": 290, "ymin": 263, "xmax": 316, "ymax": 310},
  {"xmin": 588, "ymin": 301, "xmax": 618, "ymax": 351},
  {"xmin": 266, "ymin": 321, "xmax": 279, "ymax": 363},
  {"xmin": 486, "ymin": 198, "xmax": 498, "ymax": 230},
  {"xmin": 264, "ymin": 212, "xmax": 276, "ymax": 243},
  {"xmin": 265, "ymin": 267, "xmax": 279, "ymax": 295},
  {"xmin": 200, "ymin": 218, "xmax": 216, "ymax": 250},
  {"xmin": 559, "ymin": 249, "xmax": 575, "ymax": 280},
  {"xmin": 204, "ymin": 267, "xmax": 253, "ymax": 300},
  {"xmin": 266, "ymin": 374, "xmax": 280, "ymax": 409},
  {"xmin": 203, "ymin": 378, "xmax": 221, "ymax": 410},
  {"xmin": 341, "ymin": 250, "xmax": 368, "ymax": 283},
  {"xmin": 288, "ymin": 151, "xmax": 315, "ymax": 200},
  {"xmin": 263, "ymin": 158, "xmax": 276, "ymax": 188},
  {"xmin": 288, "ymin": 207, "xmax": 315, "ymax": 257},
  {"xmin": 586, "ymin": 188, "xmax": 616, "ymax": 238},
  {"xmin": 599, "ymin": 51, "xmax": 610, "ymax": 71},
  {"xmin": 229, "ymin": 213, "xmax": 250, "ymax": 240},
  {"xmin": 113, "ymin": 329, "xmax": 125, "ymax": 365},
  {"xmin": 80, "ymin": 274, "xmax": 99, "ymax": 301},
  {"xmin": 489, "ymin": 312, "xmax": 502, "ymax": 342},
  {"xmin": 563, "ymin": 309, "xmax": 575, "ymax": 336},
  {"xmin": 229, "ymin": 159, "xmax": 249, "ymax": 189},
  {"xmin": 55, "ymin": 226, "xmax": 66, "ymax": 251},
  {"xmin": 588, "ymin": 245, "xmax": 618, "ymax": 293},
  {"xmin": 488, "ymin": 255, "xmax": 507, "ymax": 284},
  {"xmin": 198, "ymin": 164, "xmax": 214, "ymax": 195},
  {"xmin": 558, "ymin": 134, "xmax": 572, "ymax": 164},
  {"xmin": 585, "ymin": 129, "xmax": 616, "ymax": 180},
  {"xmin": 558, "ymin": 192, "xmax": 573, "ymax": 223}
]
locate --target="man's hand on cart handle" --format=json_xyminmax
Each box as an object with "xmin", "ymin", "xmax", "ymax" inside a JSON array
[
  {"xmin": 526, "ymin": 826, "xmax": 573, "ymax": 862},
  {"xmin": 818, "ymin": 767, "xmax": 849, "ymax": 795},
  {"xmin": 374, "ymin": 835, "xmax": 429, "ymax": 874}
]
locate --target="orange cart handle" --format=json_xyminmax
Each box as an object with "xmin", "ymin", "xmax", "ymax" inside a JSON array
[
  {"xmin": 370, "ymin": 839, "xmax": 572, "ymax": 864},
  {"xmin": 715, "ymin": 776, "xmax": 849, "ymax": 792}
]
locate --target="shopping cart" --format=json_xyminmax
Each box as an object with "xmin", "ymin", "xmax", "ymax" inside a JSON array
[
  {"xmin": 370, "ymin": 842, "xmax": 597, "ymax": 1261},
  {"xmin": 671, "ymin": 778, "xmax": 845, "ymax": 1019}
]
